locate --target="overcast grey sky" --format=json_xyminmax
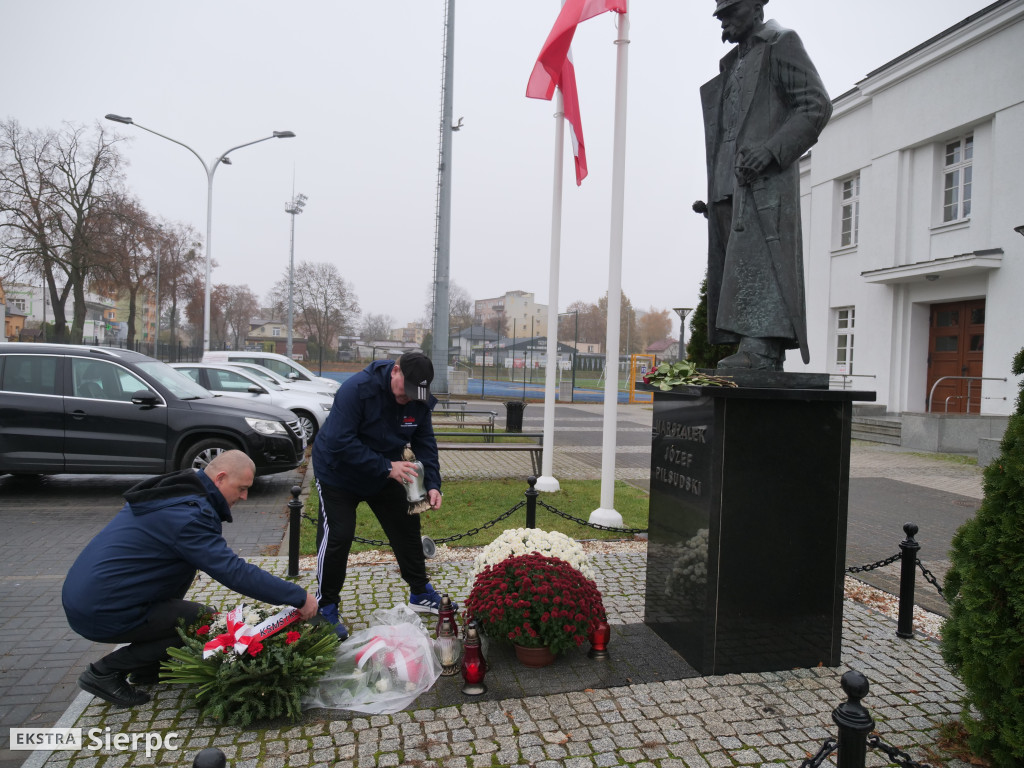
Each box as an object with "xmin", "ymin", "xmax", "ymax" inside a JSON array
[{"xmin": 3, "ymin": 1, "xmax": 995, "ymax": 330}]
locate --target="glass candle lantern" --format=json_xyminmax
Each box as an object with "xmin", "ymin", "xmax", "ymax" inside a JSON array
[
  {"xmin": 435, "ymin": 594, "xmax": 459, "ymax": 637},
  {"xmin": 437, "ymin": 614, "xmax": 462, "ymax": 676},
  {"xmin": 460, "ymin": 624, "xmax": 487, "ymax": 695},
  {"xmin": 588, "ymin": 617, "xmax": 611, "ymax": 659}
]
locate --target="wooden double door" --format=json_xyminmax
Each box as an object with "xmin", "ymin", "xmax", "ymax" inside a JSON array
[{"xmin": 926, "ymin": 300, "xmax": 985, "ymax": 413}]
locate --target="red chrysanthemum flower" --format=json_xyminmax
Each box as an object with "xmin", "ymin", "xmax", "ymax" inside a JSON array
[{"xmin": 464, "ymin": 551, "xmax": 605, "ymax": 657}]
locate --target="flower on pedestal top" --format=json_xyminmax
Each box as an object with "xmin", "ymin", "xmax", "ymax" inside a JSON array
[{"xmin": 465, "ymin": 552, "xmax": 605, "ymax": 657}]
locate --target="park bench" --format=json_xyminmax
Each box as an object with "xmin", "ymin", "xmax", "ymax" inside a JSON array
[
  {"xmin": 433, "ymin": 431, "xmax": 544, "ymax": 475},
  {"xmin": 432, "ymin": 409, "xmax": 498, "ymax": 439}
]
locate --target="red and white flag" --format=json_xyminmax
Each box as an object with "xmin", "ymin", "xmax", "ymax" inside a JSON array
[
  {"xmin": 526, "ymin": 0, "xmax": 627, "ymax": 185},
  {"xmin": 559, "ymin": 52, "xmax": 588, "ymax": 185}
]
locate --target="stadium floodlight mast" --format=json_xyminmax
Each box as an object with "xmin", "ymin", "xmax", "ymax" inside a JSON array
[
  {"xmin": 104, "ymin": 114, "xmax": 295, "ymax": 351},
  {"xmin": 284, "ymin": 192, "xmax": 308, "ymax": 360}
]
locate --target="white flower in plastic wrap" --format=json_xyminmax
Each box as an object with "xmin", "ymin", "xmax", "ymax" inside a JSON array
[{"xmin": 472, "ymin": 527, "xmax": 594, "ymax": 580}]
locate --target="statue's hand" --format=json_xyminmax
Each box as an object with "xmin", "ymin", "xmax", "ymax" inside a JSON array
[
  {"xmin": 692, "ymin": 200, "xmax": 708, "ymax": 217},
  {"xmin": 735, "ymin": 146, "xmax": 773, "ymax": 185}
]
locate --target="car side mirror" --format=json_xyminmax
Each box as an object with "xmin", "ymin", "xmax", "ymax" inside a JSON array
[
  {"xmin": 247, "ymin": 385, "xmax": 266, "ymax": 394},
  {"xmin": 130, "ymin": 389, "xmax": 159, "ymax": 408}
]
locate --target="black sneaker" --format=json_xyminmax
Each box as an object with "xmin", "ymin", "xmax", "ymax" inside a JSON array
[{"xmin": 78, "ymin": 664, "xmax": 151, "ymax": 707}]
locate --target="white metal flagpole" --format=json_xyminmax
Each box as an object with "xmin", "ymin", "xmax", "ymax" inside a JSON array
[
  {"xmin": 590, "ymin": 9, "xmax": 630, "ymax": 527},
  {"xmin": 536, "ymin": 85, "xmax": 566, "ymax": 493}
]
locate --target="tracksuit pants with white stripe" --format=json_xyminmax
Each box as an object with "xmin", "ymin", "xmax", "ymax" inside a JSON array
[{"xmin": 314, "ymin": 478, "xmax": 429, "ymax": 608}]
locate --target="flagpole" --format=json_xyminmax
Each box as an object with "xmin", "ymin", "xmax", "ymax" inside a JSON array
[
  {"xmin": 590, "ymin": 9, "xmax": 629, "ymax": 527},
  {"xmin": 535, "ymin": 86, "xmax": 566, "ymax": 493}
]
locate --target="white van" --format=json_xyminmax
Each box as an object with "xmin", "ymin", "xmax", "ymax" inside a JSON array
[{"xmin": 202, "ymin": 351, "xmax": 340, "ymax": 394}]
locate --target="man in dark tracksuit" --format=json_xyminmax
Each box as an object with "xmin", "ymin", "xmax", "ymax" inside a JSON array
[
  {"xmin": 62, "ymin": 451, "xmax": 317, "ymax": 707},
  {"xmin": 311, "ymin": 351, "xmax": 452, "ymax": 640}
]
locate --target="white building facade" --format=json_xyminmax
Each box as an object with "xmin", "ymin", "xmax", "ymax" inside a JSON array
[{"xmin": 796, "ymin": 0, "xmax": 1024, "ymax": 419}]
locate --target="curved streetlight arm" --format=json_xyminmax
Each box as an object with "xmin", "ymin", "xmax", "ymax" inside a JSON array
[
  {"xmin": 107, "ymin": 117, "xmax": 213, "ymax": 179},
  {"xmin": 105, "ymin": 113, "xmax": 295, "ymax": 351}
]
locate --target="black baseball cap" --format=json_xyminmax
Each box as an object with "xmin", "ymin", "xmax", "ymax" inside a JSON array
[{"xmin": 399, "ymin": 352, "xmax": 433, "ymax": 402}]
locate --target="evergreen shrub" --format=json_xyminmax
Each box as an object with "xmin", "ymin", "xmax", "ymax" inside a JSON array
[{"xmin": 941, "ymin": 347, "xmax": 1024, "ymax": 766}]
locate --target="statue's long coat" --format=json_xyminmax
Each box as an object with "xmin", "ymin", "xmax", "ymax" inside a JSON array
[{"xmin": 700, "ymin": 19, "xmax": 832, "ymax": 356}]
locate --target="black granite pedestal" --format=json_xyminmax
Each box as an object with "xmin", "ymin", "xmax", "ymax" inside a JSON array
[{"xmin": 643, "ymin": 382, "xmax": 874, "ymax": 675}]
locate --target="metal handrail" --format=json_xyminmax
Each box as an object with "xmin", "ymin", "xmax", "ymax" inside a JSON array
[
  {"xmin": 829, "ymin": 372, "xmax": 876, "ymax": 390},
  {"xmin": 927, "ymin": 375, "xmax": 1006, "ymax": 413}
]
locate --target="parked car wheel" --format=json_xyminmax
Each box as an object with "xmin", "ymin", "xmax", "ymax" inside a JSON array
[
  {"xmin": 181, "ymin": 438, "xmax": 237, "ymax": 472},
  {"xmin": 294, "ymin": 410, "xmax": 318, "ymax": 442}
]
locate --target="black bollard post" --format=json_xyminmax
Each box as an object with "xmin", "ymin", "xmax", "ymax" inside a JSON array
[
  {"xmin": 832, "ymin": 670, "xmax": 875, "ymax": 768},
  {"xmin": 525, "ymin": 476, "xmax": 538, "ymax": 528},
  {"xmin": 896, "ymin": 522, "xmax": 920, "ymax": 639},
  {"xmin": 192, "ymin": 747, "xmax": 227, "ymax": 768},
  {"xmin": 288, "ymin": 485, "xmax": 302, "ymax": 577}
]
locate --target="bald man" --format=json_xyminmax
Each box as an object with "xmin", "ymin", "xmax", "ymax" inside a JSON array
[{"xmin": 63, "ymin": 450, "xmax": 317, "ymax": 708}]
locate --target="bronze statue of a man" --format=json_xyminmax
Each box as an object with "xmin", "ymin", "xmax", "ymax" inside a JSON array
[{"xmin": 699, "ymin": 0, "xmax": 832, "ymax": 371}]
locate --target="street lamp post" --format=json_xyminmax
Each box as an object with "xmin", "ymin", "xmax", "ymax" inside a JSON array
[
  {"xmin": 104, "ymin": 114, "xmax": 295, "ymax": 351},
  {"xmin": 153, "ymin": 247, "xmax": 161, "ymax": 359},
  {"xmin": 673, "ymin": 307, "xmax": 693, "ymax": 361},
  {"xmin": 284, "ymin": 193, "xmax": 307, "ymax": 360}
]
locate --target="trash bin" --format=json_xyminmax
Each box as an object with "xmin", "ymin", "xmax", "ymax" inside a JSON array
[{"xmin": 504, "ymin": 401, "xmax": 527, "ymax": 433}]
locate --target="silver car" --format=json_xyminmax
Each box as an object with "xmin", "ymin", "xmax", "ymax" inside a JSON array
[
  {"xmin": 225, "ymin": 361, "xmax": 338, "ymax": 399},
  {"xmin": 170, "ymin": 362, "xmax": 333, "ymax": 441}
]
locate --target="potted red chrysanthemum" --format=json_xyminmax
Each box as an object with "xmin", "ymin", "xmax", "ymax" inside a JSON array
[{"xmin": 464, "ymin": 552, "xmax": 606, "ymax": 667}]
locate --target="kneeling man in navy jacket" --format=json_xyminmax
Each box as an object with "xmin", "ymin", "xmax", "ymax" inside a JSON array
[{"xmin": 63, "ymin": 450, "xmax": 317, "ymax": 707}]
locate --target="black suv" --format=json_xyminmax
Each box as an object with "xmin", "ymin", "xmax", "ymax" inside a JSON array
[{"xmin": 0, "ymin": 343, "xmax": 306, "ymax": 476}]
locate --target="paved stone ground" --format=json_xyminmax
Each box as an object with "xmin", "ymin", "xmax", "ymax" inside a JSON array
[
  {"xmin": 0, "ymin": 468, "xmax": 307, "ymax": 768},
  {"xmin": 4, "ymin": 400, "xmax": 987, "ymax": 768},
  {"xmin": 25, "ymin": 552, "xmax": 967, "ymax": 768}
]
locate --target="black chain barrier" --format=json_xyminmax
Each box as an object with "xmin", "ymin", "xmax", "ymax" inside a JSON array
[
  {"xmin": 868, "ymin": 735, "xmax": 935, "ymax": 767},
  {"xmin": 797, "ymin": 738, "xmax": 836, "ymax": 767},
  {"xmin": 535, "ymin": 497, "xmax": 649, "ymax": 534},
  {"xmin": 292, "ymin": 483, "xmax": 947, "ymax": 625},
  {"xmin": 846, "ymin": 552, "xmax": 901, "ymax": 574},
  {"xmin": 301, "ymin": 500, "xmax": 528, "ymax": 549},
  {"xmin": 800, "ymin": 670, "xmax": 936, "ymax": 768},
  {"xmin": 917, "ymin": 559, "xmax": 945, "ymax": 599}
]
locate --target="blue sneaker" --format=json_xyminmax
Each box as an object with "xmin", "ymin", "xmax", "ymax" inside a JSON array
[
  {"xmin": 409, "ymin": 584, "xmax": 458, "ymax": 615},
  {"xmin": 318, "ymin": 603, "xmax": 349, "ymax": 640}
]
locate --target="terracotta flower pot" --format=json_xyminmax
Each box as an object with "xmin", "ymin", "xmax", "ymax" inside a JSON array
[{"xmin": 513, "ymin": 643, "xmax": 555, "ymax": 668}]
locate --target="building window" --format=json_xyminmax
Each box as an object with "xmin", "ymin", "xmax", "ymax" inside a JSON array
[
  {"xmin": 9, "ymin": 297, "xmax": 27, "ymax": 312},
  {"xmin": 840, "ymin": 175, "xmax": 860, "ymax": 248},
  {"xmin": 942, "ymin": 134, "xmax": 972, "ymax": 222},
  {"xmin": 835, "ymin": 308, "xmax": 855, "ymax": 374},
  {"xmin": 272, "ymin": 327, "xmax": 281, "ymax": 337}
]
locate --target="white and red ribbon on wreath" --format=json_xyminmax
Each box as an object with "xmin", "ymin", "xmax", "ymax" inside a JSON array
[{"xmin": 202, "ymin": 605, "xmax": 302, "ymax": 659}]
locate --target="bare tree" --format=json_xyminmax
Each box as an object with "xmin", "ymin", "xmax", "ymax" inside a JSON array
[
  {"xmin": 561, "ymin": 299, "xmax": 604, "ymax": 346},
  {"xmin": 360, "ymin": 312, "xmax": 394, "ymax": 342},
  {"xmin": 598, "ymin": 291, "xmax": 640, "ymax": 354},
  {"xmin": 637, "ymin": 307, "xmax": 673, "ymax": 352},
  {"xmin": 275, "ymin": 261, "xmax": 360, "ymax": 353},
  {"xmin": 0, "ymin": 119, "xmax": 124, "ymax": 343},
  {"xmin": 153, "ymin": 220, "xmax": 203, "ymax": 354},
  {"xmin": 422, "ymin": 280, "xmax": 473, "ymax": 334},
  {"xmin": 223, "ymin": 285, "xmax": 260, "ymax": 350},
  {"xmin": 91, "ymin": 193, "xmax": 157, "ymax": 348}
]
